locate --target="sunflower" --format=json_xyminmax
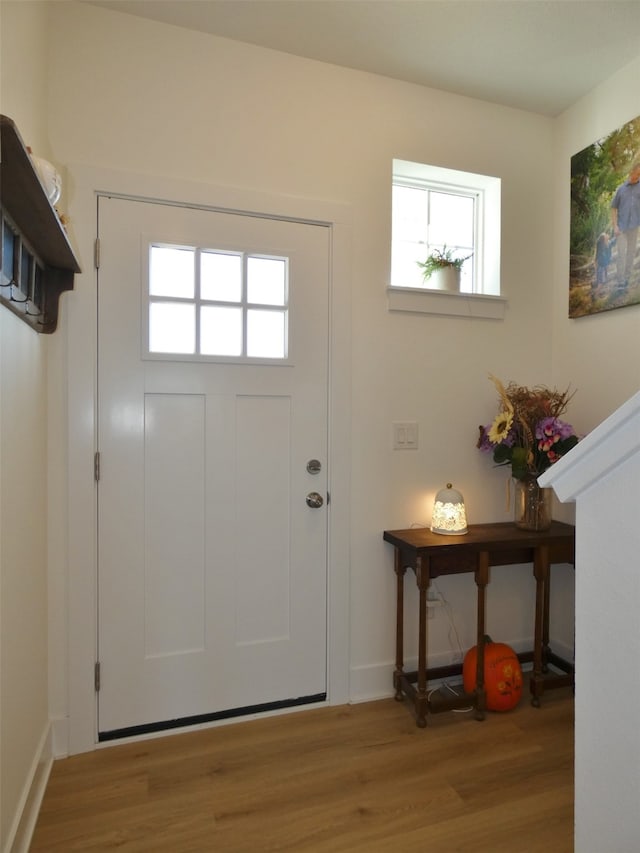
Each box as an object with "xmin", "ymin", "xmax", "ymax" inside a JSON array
[{"xmin": 487, "ymin": 409, "xmax": 514, "ymax": 444}]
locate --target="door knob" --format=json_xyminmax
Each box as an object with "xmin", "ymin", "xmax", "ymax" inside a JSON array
[{"xmin": 306, "ymin": 492, "xmax": 324, "ymax": 508}]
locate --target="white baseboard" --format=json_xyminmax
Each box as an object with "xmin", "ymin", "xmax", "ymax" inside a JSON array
[
  {"xmin": 348, "ymin": 661, "xmax": 395, "ymax": 704},
  {"xmin": 349, "ymin": 649, "xmax": 457, "ymax": 704},
  {"xmin": 51, "ymin": 715, "xmax": 69, "ymax": 759},
  {"xmin": 3, "ymin": 723, "xmax": 53, "ymax": 853}
]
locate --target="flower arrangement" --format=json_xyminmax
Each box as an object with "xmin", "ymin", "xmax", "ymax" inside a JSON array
[{"xmin": 477, "ymin": 375, "xmax": 579, "ymax": 480}]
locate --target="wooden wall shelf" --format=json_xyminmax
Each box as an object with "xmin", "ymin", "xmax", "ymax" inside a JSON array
[{"xmin": 1, "ymin": 115, "xmax": 81, "ymax": 333}]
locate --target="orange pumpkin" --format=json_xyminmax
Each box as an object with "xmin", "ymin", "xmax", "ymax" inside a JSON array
[{"xmin": 463, "ymin": 635, "xmax": 523, "ymax": 711}]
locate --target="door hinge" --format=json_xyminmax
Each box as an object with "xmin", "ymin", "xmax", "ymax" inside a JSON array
[
  {"xmin": 94, "ymin": 451, "xmax": 100, "ymax": 482},
  {"xmin": 94, "ymin": 661, "xmax": 101, "ymax": 692},
  {"xmin": 94, "ymin": 237, "xmax": 100, "ymax": 270}
]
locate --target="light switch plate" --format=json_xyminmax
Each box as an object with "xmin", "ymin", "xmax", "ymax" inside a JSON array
[{"xmin": 392, "ymin": 421, "xmax": 418, "ymax": 450}]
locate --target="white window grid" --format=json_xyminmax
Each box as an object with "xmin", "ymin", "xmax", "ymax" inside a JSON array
[
  {"xmin": 392, "ymin": 176, "xmax": 482, "ymax": 293},
  {"xmin": 145, "ymin": 242, "xmax": 290, "ymax": 363}
]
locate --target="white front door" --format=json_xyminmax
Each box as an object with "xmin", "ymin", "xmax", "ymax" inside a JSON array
[{"xmin": 96, "ymin": 195, "xmax": 330, "ymax": 739}]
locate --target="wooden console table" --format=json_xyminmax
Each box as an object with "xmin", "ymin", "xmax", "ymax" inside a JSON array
[{"xmin": 383, "ymin": 521, "xmax": 575, "ymax": 727}]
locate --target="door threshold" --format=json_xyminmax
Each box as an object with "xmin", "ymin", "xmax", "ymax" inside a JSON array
[{"xmin": 98, "ymin": 692, "xmax": 327, "ymax": 742}]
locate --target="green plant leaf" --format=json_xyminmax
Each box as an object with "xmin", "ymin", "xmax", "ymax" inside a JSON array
[{"xmin": 416, "ymin": 245, "xmax": 472, "ymax": 279}]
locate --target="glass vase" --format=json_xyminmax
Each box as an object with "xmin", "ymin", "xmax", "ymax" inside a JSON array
[{"xmin": 514, "ymin": 476, "xmax": 552, "ymax": 531}]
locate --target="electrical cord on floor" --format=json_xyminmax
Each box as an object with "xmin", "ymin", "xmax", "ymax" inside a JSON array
[
  {"xmin": 427, "ymin": 681, "xmax": 474, "ymax": 714},
  {"xmin": 443, "ymin": 681, "xmax": 474, "ymax": 713},
  {"xmin": 426, "ymin": 681, "xmax": 474, "ymax": 713}
]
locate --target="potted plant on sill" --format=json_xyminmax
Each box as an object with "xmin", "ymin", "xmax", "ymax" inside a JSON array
[{"xmin": 417, "ymin": 246, "xmax": 471, "ymax": 293}]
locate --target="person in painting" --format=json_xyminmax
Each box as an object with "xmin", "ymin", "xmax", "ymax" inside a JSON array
[
  {"xmin": 594, "ymin": 231, "xmax": 615, "ymax": 288},
  {"xmin": 610, "ymin": 158, "xmax": 640, "ymax": 289}
]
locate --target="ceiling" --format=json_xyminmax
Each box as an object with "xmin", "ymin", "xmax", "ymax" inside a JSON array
[{"xmin": 84, "ymin": 1, "xmax": 640, "ymax": 117}]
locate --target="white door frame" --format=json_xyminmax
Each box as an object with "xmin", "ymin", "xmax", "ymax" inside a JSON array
[{"xmin": 62, "ymin": 165, "xmax": 352, "ymax": 755}]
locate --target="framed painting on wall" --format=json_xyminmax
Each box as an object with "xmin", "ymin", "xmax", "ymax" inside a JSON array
[{"xmin": 569, "ymin": 114, "xmax": 640, "ymax": 318}]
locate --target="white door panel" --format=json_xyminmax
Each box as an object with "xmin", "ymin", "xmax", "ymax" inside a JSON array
[{"xmin": 97, "ymin": 196, "xmax": 329, "ymax": 737}]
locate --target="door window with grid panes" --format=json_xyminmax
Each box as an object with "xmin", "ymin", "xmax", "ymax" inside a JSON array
[{"xmin": 146, "ymin": 244, "xmax": 289, "ymax": 361}]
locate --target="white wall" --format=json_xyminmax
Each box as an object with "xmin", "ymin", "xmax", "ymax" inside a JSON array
[
  {"xmin": 47, "ymin": 1, "xmax": 562, "ymax": 719},
  {"xmin": 0, "ymin": 4, "xmax": 52, "ymax": 849},
  {"xmin": 551, "ymin": 57, "xmax": 640, "ymax": 853},
  {"xmin": 540, "ymin": 393, "xmax": 640, "ymax": 853},
  {"xmin": 574, "ymin": 451, "xmax": 640, "ymax": 853}
]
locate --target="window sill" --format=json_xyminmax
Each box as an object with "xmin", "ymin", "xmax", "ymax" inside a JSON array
[{"xmin": 387, "ymin": 286, "xmax": 507, "ymax": 319}]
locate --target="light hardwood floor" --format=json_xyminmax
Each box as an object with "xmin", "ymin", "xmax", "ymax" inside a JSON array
[{"xmin": 31, "ymin": 688, "xmax": 574, "ymax": 852}]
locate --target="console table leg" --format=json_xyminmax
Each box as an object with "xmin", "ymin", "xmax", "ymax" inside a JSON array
[
  {"xmin": 474, "ymin": 553, "xmax": 490, "ymax": 721},
  {"xmin": 542, "ymin": 562, "xmax": 551, "ymax": 673},
  {"xmin": 531, "ymin": 544, "xmax": 549, "ymax": 706},
  {"xmin": 393, "ymin": 552, "xmax": 406, "ymax": 701},
  {"xmin": 415, "ymin": 556, "xmax": 429, "ymax": 727}
]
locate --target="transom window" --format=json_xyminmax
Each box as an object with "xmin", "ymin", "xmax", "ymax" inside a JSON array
[
  {"xmin": 146, "ymin": 244, "xmax": 289, "ymax": 360},
  {"xmin": 390, "ymin": 159, "xmax": 501, "ymax": 297}
]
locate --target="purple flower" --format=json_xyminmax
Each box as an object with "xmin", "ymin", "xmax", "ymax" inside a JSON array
[
  {"xmin": 536, "ymin": 417, "xmax": 574, "ymax": 453},
  {"xmin": 501, "ymin": 427, "xmax": 517, "ymax": 447},
  {"xmin": 477, "ymin": 425, "xmax": 493, "ymax": 452}
]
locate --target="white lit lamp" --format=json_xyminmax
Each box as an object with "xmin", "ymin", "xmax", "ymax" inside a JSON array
[{"xmin": 431, "ymin": 483, "xmax": 468, "ymax": 535}]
